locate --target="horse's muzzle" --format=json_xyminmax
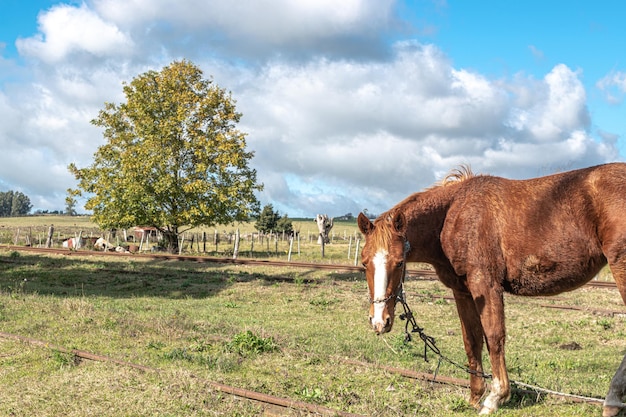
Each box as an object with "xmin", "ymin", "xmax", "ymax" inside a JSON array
[{"xmin": 370, "ymin": 316, "xmax": 392, "ymax": 334}]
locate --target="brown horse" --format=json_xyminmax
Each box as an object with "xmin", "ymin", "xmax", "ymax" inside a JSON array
[{"xmin": 357, "ymin": 163, "xmax": 626, "ymax": 416}]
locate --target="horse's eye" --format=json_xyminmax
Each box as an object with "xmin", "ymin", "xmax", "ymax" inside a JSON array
[
  {"xmin": 396, "ymin": 260, "xmax": 404, "ymax": 269},
  {"xmin": 362, "ymin": 262, "xmax": 367, "ymax": 269}
]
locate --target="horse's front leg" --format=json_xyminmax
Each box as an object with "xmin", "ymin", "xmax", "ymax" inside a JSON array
[
  {"xmin": 452, "ymin": 290, "xmax": 487, "ymax": 409},
  {"xmin": 467, "ymin": 274, "xmax": 511, "ymax": 415}
]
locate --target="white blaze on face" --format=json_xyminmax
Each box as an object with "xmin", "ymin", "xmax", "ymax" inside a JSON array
[{"xmin": 371, "ymin": 249, "xmax": 388, "ymax": 328}]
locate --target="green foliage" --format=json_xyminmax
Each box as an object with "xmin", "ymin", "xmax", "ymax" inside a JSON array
[
  {"xmin": 64, "ymin": 188, "xmax": 78, "ymax": 216},
  {"xmin": 68, "ymin": 60, "xmax": 262, "ymax": 246},
  {"xmin": 51, "ymin": 350, "xmax": 78, "ymax": 369},
  {"xmin": 255, "ymin": 204, "xmax": 293, "ymax": 234},
  {"xmin": 225, "ymin": 330, "xmax": 278, "ymax": 356},
  {"xmin": 255, "ymin": 204, "xmax": 279, "ymax": 233},
  {"xmin": 0, "ymin": 191, "xmax": 32, "ymax": 216},
  {"xmin": 276, "ymin": 214, "xmax": 294, "ymax": 234}
]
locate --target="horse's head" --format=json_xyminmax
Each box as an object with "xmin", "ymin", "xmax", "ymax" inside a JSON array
[{"xmin": 357, "ymin": 211, "xmax": 408, "ymax": 335}]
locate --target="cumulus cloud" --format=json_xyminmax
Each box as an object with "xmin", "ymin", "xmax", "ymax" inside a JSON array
[
  {"xmin": 91, "ymin": 0, "xmax": 399, "ymax": 61},
  {"xmin": 236, "ymin": 49, "xmax": 609, "ymax": 215},
  {"xmin": 0, "ymin": 0, "xmax": 620, "ymax": 217},
  {"xmin": 16, "ymin": 3, "xmax": 133, "ymax": 63}
]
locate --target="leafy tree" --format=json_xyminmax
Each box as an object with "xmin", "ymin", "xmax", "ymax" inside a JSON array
[
  {"xmin": 255, "ymin": 204, "xmax": 293, "ymax": 234},
  {"xmin": 0, "ymin": 191, "xmax": 32, "ymax": 216},
  {"xmin": 0, "ymin": 192, "xmax": 11, "ymax": 216},
  {"xmin": 276, "ymin": 214, "xmax": 294, "ymax": 234},
  {"xmin": 13, "ymin": 193, "xmax": 31, "ymax": 216},
  {"xmin": 65, "ymin": 189, "xmax": 78, "ymax": 216},
  {"xmin": 255, "ymin": 204, "xmax": 279, "ymax": 233},
  {"xmin": 69, "ymin": 60, "xmax": 262, "ymax": 252}
]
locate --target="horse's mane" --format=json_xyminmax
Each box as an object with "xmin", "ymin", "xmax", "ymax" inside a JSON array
[
  {"xmin": 369, "ymin": 213, "xmax": 400, "ymax": 249},
  {"xmin": 369, "ymin": 165, "xmax": 477, "ymax": 248},
  {"xmin": 433, "ymin": 164, "xmax": 475, "ymax": 188}
]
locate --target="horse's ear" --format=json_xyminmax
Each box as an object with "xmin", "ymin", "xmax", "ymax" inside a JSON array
[
  {"xmin": 392, "ymin": 212, "xmax": 407, "ymax": 234},
  {"xmin": 357, "ymin": 212, "xmax": 374, "ymax": 235}
]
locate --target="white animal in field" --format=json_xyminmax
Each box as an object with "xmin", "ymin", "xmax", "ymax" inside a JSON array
[{"xmin": 93, "ymin": 237, "xmax": 113, "ymax": 250}]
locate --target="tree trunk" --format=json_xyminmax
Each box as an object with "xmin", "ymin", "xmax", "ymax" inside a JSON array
[{"xmin": 163, "ymin": 229, "xmax": 179, "ymax": 254}]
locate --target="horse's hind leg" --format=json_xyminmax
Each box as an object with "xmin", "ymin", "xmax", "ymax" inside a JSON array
[
  {"xmin": 604, "ymin": 355, "xmax": 626, "ymax": 417},
  {"xmin": 604, "ymin": 258, "xmax": 626, "ymax": 416},
  {"xmin": 452, "ymin": 290, "xmax": 487, "ymax": 409}
]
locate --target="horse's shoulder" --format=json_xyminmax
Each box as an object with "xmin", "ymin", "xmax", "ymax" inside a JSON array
[{"xmin": 439, "ymin": 176, "xmax": 509, "ymax": 267}]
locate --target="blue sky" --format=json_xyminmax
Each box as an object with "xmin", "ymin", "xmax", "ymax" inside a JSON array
[{"xmin": 1, "ymin": 1, "xmax": 626, "ymax": 217}]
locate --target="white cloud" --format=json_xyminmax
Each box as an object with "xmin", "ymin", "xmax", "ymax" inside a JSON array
[
  {"xmin": 507, "ymin": 65, "xmax": 590, "ymax": 142},
  {"xmin": 95, "ymin": 0, "xmax": 394, "ymax": 38},
  {"xmin": 234, "ymin": 46, "xmax": 610, "ymax": 216},
  {"xmin": 92, "ymin": 0, "xmax": 397, "ymax": 61},
  {"xmin": 16, "ymin": 4, "xmax": 133, "ymax": 63},
  {"xmin": 597, "ymin": 70, "xmax": 626, "ymax": 104},
  {"xmin": 0, "ymin": 1, "xmax": 619, "ymax": 217}
]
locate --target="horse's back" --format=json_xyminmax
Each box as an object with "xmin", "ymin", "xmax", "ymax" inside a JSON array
[{"xmin": 440, "ymin": 163, "xmax": 626, "ymax": 296}]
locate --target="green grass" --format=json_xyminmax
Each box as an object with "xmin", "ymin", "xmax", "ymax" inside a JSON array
[{"xmin": 0, "ymin": 248, "xmax": 621, "ymax": 416}]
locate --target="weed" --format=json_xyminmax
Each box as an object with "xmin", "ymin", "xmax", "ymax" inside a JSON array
[
  {"xmin": 6, "ymin": 279, "xmax": 27, "ymax": 298},
  {"xmin": 309, "ymin": 296, "xmax": 335, "ymax": 308},
  {"xmin": 299, "ymin": 386, "xmax": 326, "ymax": 402},
  {"xmin": 147, "ymin": 340, "xmax": 166, "ymax": 350},
  {"xmin": 225, "ymin": 330, "xmax": 278, "ymax": 356},
  {"xmin": 51, "ymin": 350, "xmax": 78, "ymax": 369}
]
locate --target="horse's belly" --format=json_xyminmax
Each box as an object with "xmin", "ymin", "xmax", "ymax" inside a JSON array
[{"xmin": 505, "ymin": 254, "xmax": 606, "ymax": 296}]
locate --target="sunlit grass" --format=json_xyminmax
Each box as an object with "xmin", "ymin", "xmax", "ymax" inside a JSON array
[{"xmin": 0, "ymin": 248, "xmax": 620, "ymax": 416}]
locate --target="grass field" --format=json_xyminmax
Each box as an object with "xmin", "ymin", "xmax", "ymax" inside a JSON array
[{"xmin": 0, "ymin": 246, "xmax": 623, "ymax": 416}]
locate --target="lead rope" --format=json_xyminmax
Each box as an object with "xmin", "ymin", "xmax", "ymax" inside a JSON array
[
  {"xmin": 396, "ymin": 285, "xmax": 492, "ymax": 381},
  {"xmin": 394, "ymin": 245, "xmax": 610, "ymax": 404},
  {"xmin": 396, "ymin": 239, "xmax": 492, "ymax": 381}
]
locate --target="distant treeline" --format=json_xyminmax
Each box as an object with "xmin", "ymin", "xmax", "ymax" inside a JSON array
[{"xmin": 0, "ymin": 191, "xmax": 32, "ymax": 217}]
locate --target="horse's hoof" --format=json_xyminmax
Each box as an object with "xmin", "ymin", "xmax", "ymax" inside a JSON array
[
  {"xmin": 478, "ymin": 405, "xmax": 495, "ymax": 415},
  {"xmin": 603, "ymin": 405, "xmax": 622, "ymax": 417}
]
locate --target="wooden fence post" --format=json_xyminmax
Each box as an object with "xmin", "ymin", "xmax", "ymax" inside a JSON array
[
  {"xmin": 348, "ymin": 236, "xmax": 353, "ymax": 259},
  {"xmin": 45, "ymin": 225, "xmax": 54, "ymax": 248},
  {"xmin": 287, "ymin": 236, "xmax": 294, "ymax": 262},
  {"xmin": 354, "ymin": 238, "xmax": 361, "ymax": 266},
  {"xmin": 233, "ymin": 228, "xmax": 240, "ymax": 259}
]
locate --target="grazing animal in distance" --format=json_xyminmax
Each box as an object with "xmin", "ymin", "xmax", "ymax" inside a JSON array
[{"xmin": 357, "ymin": 163, "xmax": 626, "ymax": 416}]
